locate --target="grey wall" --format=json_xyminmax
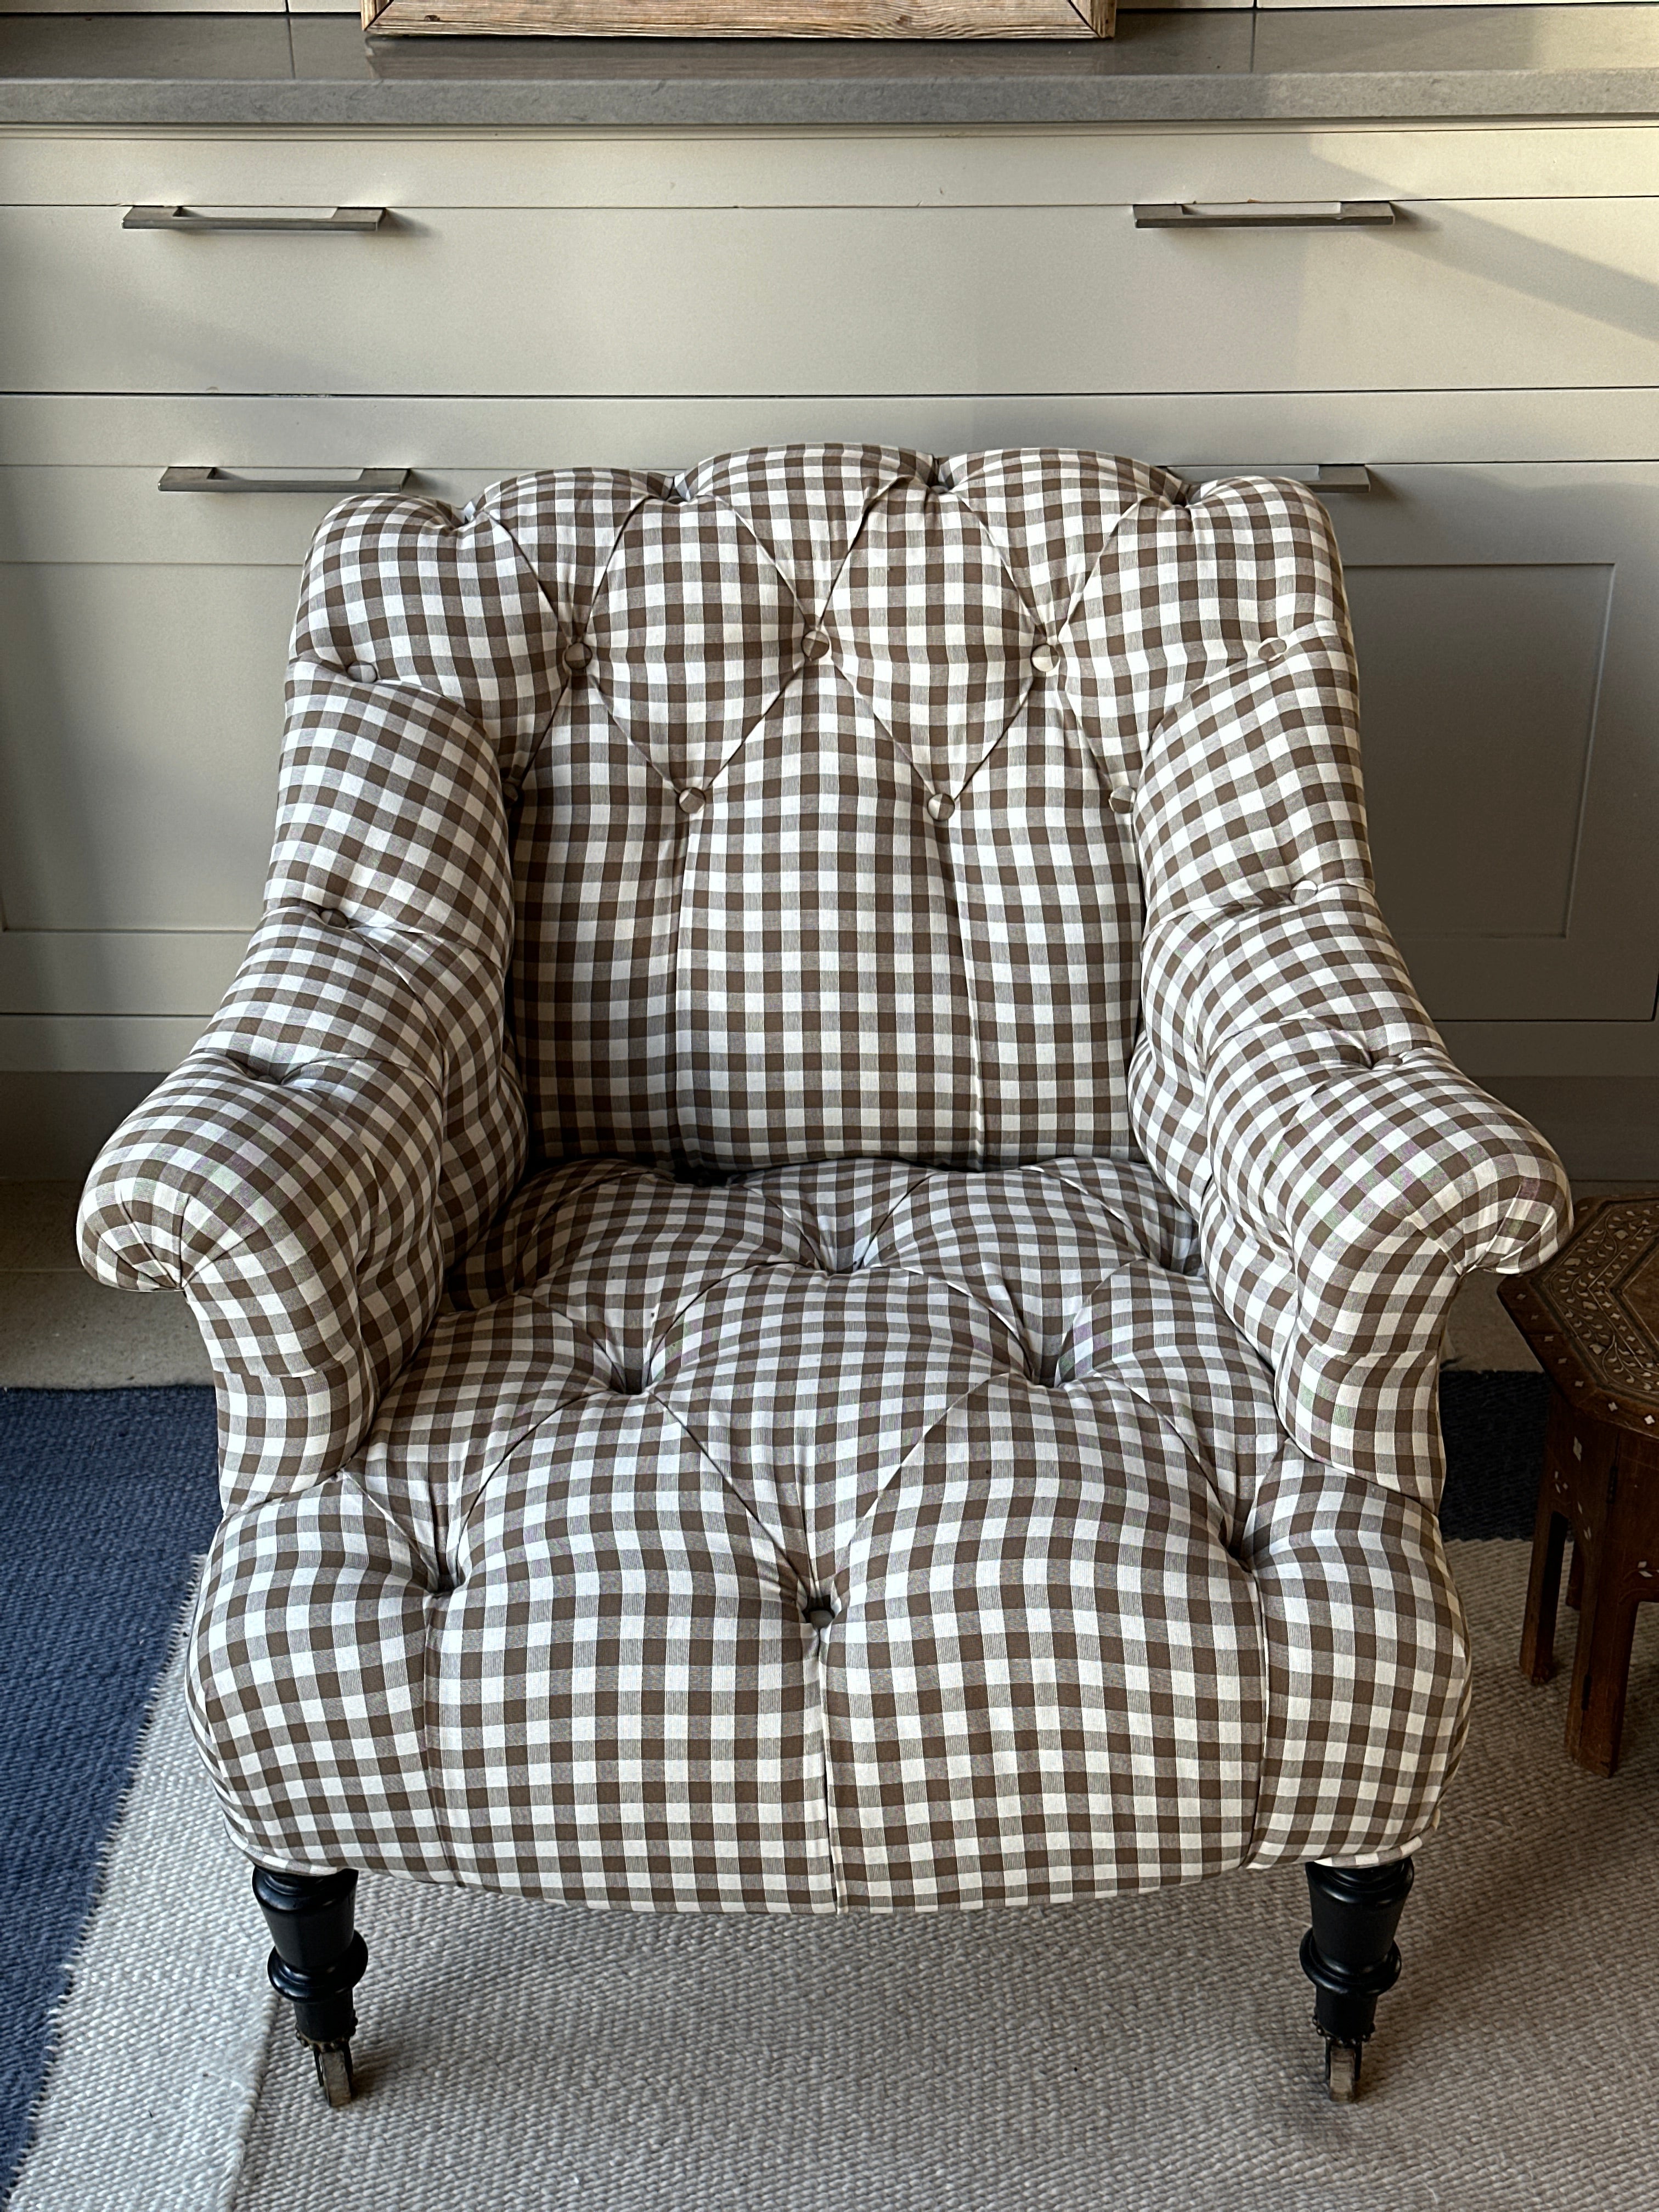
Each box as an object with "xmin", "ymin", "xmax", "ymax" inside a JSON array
[{"xmin": 1, "ymin": 1072, "xmax": 162, "ymax": 1181}]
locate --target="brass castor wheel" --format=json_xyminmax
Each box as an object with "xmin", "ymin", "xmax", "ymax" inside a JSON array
[
  {"xmin": 1301, "ymin": 1859, "xmax": 1413, "ymax": 2105},
  {"xmin": 1323, "ymin": 2038, "xmax": 1362, "ymax": 2104},
  {"xmin": 252, "ymin": 1866, "xmax": 368, "ymax": 2114},
  {"xmin": 311, "ymin": 2039, "xmax": 356, "ymax": 2110}
]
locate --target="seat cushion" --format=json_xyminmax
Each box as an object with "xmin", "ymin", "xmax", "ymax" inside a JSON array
[{"xmin": 188, "ymin": 1157, "xmax": 1469, "ymax": 1908}]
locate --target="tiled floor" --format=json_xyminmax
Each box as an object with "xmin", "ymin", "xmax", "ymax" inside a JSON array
[{"xmin": 9, "ymin": 1176, "xmax": 1649, "ymax": 1392}]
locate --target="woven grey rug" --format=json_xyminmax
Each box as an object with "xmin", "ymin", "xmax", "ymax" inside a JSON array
[{"xmin": 218, "ymin": 1543, "xmax": 1657, "ymax": 2212}]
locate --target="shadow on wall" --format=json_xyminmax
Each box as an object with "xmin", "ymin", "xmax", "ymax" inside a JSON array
[
  {"xmin": 1482, "ymin": 1077, "xmax": 1659, "ymax": 1189},
  {"xmin": 0, "ymin": 1073, "xmax": 163, "ymax": 1183}
]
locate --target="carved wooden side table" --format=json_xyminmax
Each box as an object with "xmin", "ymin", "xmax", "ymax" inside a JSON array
[{"xmin": 1501, "ymin": 1197, "xmax": 1659, "ymax": 1776}]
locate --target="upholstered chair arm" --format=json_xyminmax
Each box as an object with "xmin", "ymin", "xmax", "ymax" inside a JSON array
[
  {"xmin": 1121, "ymin": 475, "xmax": 1570, "ymax": 1505},
  {"xmin": 79, "ymin": 914, "xmax": 523, "ymax": 1508},
  {"xmin": 79, "ymin": 489, "xmax": 546, "ymax": 1504},
  {"xmin": 1132, "ymin": 886, "xmax": 1569, "ymax": 1504}
]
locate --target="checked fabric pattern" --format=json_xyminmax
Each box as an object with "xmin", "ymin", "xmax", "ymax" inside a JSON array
[{"xmin": 80, "ymin": 446, "xmax": 1570, "ymax": 1908}]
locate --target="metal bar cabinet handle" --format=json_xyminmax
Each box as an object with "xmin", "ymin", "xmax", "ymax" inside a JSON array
[
  {"xmin": 159, "ymin": 467, "xmax": 411, "ymax": 494},
  {"xmin": 1175, "ymin": 466, "xmax": 1373, "ymax": 493},
  {"xmin": 125, "ymin": 205, "xmax": 388, "ymax": 233},
  {"xmin": 1307, "ymin": 466, "xmax": 1373, "ymax": 493},
  {"xmin": 1133, "ymin": 201, "xmax": 1395, "ymax": 230}
]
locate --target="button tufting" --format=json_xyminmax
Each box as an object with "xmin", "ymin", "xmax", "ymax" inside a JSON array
[
  {"xmin": 1258, "ymin": 636, "xmax": 1289, "ymax": 664},
  {"xmin": 562, "ymin": 641, "xmax": 591, "ymax": 673},
  {"xmin": 1030, "ymin": 642, "xmax": 1059, "ymax": 676},
  {"xmin": 926, "ymin": 792, "xmax": 956, "ymax": 823},
  {"xmin": 802, "ymin": 631, "xmax": 831, "ymax": 662},
  {"xmin": 348, "ymin": 661, "xmax": 378, "ymax": 683},
  {"xmin": 678, "ymin": 787, "xmax": 708, "ymax": 815},
  {"xmin": 1109, "ymin": 785, "xmax": 1135, "ymax": 814},
  {"xmin": 803, "ymin": 1594, "xmax": 836, "ymax": 1632}
]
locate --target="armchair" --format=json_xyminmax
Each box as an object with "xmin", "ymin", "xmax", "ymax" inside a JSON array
[{"xmin": 80, "ymin": 445, "xmax": 1568, "ymax": 2106}]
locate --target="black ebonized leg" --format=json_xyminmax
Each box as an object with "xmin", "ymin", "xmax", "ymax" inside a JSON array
[
  {"xmin": 1299, "ymin": 1857, "xmax": 1414, "ymax": 2103},
  {"xmin": 252, "ymin": 1866, "xmax": 368, "ymax": 2109}
]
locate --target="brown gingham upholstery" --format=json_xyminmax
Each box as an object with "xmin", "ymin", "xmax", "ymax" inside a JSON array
[{"xmin": 80, "ymin": 447, "xmax": 1570, "ymax": 1907}]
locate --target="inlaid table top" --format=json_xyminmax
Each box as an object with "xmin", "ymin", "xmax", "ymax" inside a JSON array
[{"xmin": 1501, "ymin": 1197, "xmax": 1659, "ymax": 1437}]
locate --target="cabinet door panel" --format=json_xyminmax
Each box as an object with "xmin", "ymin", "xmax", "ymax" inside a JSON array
[
  {"xmin": 1316, "ymin": 466, "xmax": 1659, "ymax": 1023},
  {"xmin": 1345, "ymin": 560, "xmax": 1608, "ymax": 941},
  {"xmin": 0, "ymin": 560, "xmax": 290, "ymax": 933}
]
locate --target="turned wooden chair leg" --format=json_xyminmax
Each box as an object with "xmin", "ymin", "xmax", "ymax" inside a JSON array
[
  {"xmin": 1300, "ymin": 1858, "xmax": 1414, "ymax": 2103},
  {"xmin": 252, "ymin": 1866, "xmax": 368, "ymax": 2108}
]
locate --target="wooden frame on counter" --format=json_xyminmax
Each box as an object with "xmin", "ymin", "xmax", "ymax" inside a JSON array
[{"xmin": 362, "ymin": 0, "xmax": 1113, "ymax": 37}]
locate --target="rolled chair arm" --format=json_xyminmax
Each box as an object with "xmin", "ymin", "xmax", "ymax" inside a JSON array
[
  {"xmin": 1195, "ymin": 1028, "xmax": 1569, "ymax": 1500},
  {"xmin": 1116, "ymin": 471, "xmax": 1574, "ymax": 1508},
  {"xmin": 80, "ymin": 910, "xmax": 524, "ymax": 1506},
  {"xmin": 1133, "ymin": 890, "xmax": 1571, "ymax": 1505},
  {"xmin": 81, "ymin": 1046, "xmax": 447, "ymax": 1506}
]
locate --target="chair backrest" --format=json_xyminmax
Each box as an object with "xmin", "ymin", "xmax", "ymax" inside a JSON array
[{"xmin": 283, "ymin": 444, "xmax": 1356, "ymax": 1177}]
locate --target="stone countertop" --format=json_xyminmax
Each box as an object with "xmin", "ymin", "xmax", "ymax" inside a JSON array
[{"xmin": 1, "ymin": 7, "xmax": 1656, "ymax": 126}]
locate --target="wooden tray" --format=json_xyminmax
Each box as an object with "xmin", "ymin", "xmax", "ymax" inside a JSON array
[{"xmin": 363, "ymin": 0, "xmax": 1113, "ymax": 37}]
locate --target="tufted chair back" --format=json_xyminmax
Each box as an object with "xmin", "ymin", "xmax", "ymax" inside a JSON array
[
  {"xmin": 502, "ymin": 445, "xmax": 1158, "ymax": 1173},
  {"xmin": 287, "ymin": 444, "xmax": 1347, "ymax": 1179}
]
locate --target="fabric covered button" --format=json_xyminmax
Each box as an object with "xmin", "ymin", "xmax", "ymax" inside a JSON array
[
  {"xmin": 678, "ymin": 787, "xmax": 708, "ymax": 815},
  {"xmin": 803, "ymin": 1595, "xmax": 836, "ymax": 1632},
  {"xmin": 1030, "ymin": 642, "xmax": 1059, "ymax": 676},
  {"xmin": 926, "ymin": 792, "xmax": 956, "ymax": 823},
  {"xmin": 802, "ymin": 632, "xmax": 831, "ymax": 662},
  {"xmin": 1109, "ymin": 785, "xmax": 1135, "ymax": 814},
  {"xmin": 348, "ymin": 661, "xmax": 377, "ymax": 683},
  {"xmin": 1258, "ymin": 637, "xmax": 1288, "ymax": 664},
  {"xmin": 562, "ymin": 641, "xmax": 591, "ymax": 673}
]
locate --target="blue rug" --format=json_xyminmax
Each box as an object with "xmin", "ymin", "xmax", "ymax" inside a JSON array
[
  {"xmin": 0, "ymin": 1370, "xmax": 1548, "ymax": 2200},
  {"xmin": 0, "ymin": 1388, "xmax": 218, "ymax": 2202}
]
